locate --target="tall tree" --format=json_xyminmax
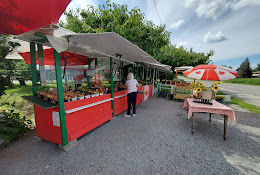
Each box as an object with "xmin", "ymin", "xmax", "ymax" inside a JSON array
[
  {"xmin": 0, "ymin": 35, "xmax": 21, "ymax": 97},
  {"xmin": 237, "ymin": 58, "xmax": 252, "ymax": 78},
  {"xmin": 158, "ymin": 44, "xmax": 214, "ymax": 70},
  {"xmin": 253, "ymin": 63, "xmax": 260, "ymax": 72},
  {"xmin": 60, "ymin": 1, "xmax": 170, "ymax": 59},
  {"xmin": 60, "ymin": 0, "xmax": 213, "ymax": 72}
]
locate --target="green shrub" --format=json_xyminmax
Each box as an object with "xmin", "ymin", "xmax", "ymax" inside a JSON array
[{"xmin": 0, "ymin": 102, "xmax": 34, "ymax": 148}]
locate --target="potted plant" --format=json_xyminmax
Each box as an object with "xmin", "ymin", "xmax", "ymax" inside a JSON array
[{"xmin": 188, "ymin": 81, "xmax": 222, "ymax": 100}]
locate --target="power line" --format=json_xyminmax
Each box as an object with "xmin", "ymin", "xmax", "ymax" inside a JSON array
[{"xmin": 152, "ymin": 0, "xmax": 162, "ymax": 25}]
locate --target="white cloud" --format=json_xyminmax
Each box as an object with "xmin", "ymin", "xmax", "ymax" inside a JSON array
[
  {"xmin": 231, "ymin": 0, "xmax": 260, "ymax": 11},
  {"xmin": 67, "ymin": 0, "xmax": 99, "ymax": 10},
  {"xmin": 176, "ymin": 41, "xmax": 189, "ymax": 48},
  {"xmin": 59, "ymin": 0, "xmax": 99, "ymax": 22},
  {"xmin": 196, "ymin": 0, "xmax": 230, "ymax": 20},
  {"xmin": 204, "ymin": 31, "xmax": 227, "ymax": 43},
  {"xmin": 185, "ymin": 0, "xmax": 197, "ymax": 8},
  {"xmin": 170, "ymin": 20, "xmax": 185, "ymax": 29},
  {"xmin": 190, "ymin": 0, "xmax": 260, "ymax": 20}
]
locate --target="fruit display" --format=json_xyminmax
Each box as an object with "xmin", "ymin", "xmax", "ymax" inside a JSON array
[
  {"xmin": 176, "ymin": 82, "xmax": 190, "ymax": 87},
  {"xmin": 36, "ymin": 87, "xmax": 105, "ymax": 104}
]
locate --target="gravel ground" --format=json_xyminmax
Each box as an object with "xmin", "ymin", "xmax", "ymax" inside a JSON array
[{"xmin": 0, "ymin": 97, "xmax": 260, "ymax": 175}]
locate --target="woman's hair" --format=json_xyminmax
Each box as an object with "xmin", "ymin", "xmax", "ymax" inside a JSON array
[{"xmin": 127, "ymin": 72, "xmax": 134, "ymax": 80}]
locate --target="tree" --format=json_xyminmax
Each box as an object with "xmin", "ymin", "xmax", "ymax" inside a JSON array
[
  {"xmin": 13, "ymin": 60, "xmax": 32, "ymax": 85},
  {"xmin": 222, "ymin": 65, "xmax": 233, "ymax": 69},
  {"xmin": 253, "ymin": 64, "xmax": 260, "ymax": 72},
  {"xmin": 60, "ymin": 0, "xmax": 213, "ymax": 73},
  {"xmin": 158, "ymin": 44, "xmax": 214, "ymax": 71},
  {"xmin": 0, "ymin": 35, "xmax": 21, "ymax": 98},
  {"xmin": 237, "ymin": 58, "xmax": 252, "ymax": 78},
  {"xmin": 60, "ymin": 1, "xmax": 170, "ymax": 59}
]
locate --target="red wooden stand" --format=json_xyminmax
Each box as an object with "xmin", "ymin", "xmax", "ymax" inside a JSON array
[{"xmin": 34, "ymin": 85, "xmax": 154, "ymax": 145}]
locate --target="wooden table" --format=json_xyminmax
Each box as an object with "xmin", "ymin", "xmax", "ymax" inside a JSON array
[{"xmin": 183, "ymin": 98, "xmax": 236, "ymax": 140}]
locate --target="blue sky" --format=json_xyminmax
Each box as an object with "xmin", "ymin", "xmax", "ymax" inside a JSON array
[{"xmin": 60, "ymin": 0, "xmax": 260, "ymax": 68}]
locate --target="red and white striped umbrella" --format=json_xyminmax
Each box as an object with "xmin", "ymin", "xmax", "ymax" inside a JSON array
[{"xmin": 183, "ymin": 64, "xmax": 238, "ymax": 81}]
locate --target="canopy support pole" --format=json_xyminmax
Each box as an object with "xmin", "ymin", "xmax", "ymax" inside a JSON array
[
  {"xmin": 149, "ymin": 67, "xmax": 151, "ymax": 79},
  {"xmin": 146, "ymin": 65, "xmax": 148, "ymax": 85},
  {"xmin": 142, "ymin": 66, "xmax": 144, "ymax": 79},
  {"xmin": 121, "ymin": 62, "xmax": 124, "ymax": 81},
  {"xmin": 131, "ymin": 64, "xmax": 135, "ymax": 75},
  {"xmin": 30, "ymin": 42, "xmax": 38, "ymax": 95},
  {"xmin": 54, "ymin": 49, "xmax": 68, "ymax": 146},
  {"xmin": 88, "ymin": 58, "xmax": 91, "ymax": 88},
  {"xmin": 136, "ymin": 62, "xmax": 138, "ymax": 80},
  {"xmin": 110, "ymin": 57, "xmax": 115, "ymax": 117},
  {"xmin": 37, "ymin": 43, "xmax": 46, "ymax": 86},
  {"xmin": 95, "ymin": 58, "xmax": 98, "ymax": 83},
  {"xmin": 152, "ymin": 68, "xmax": 155, "ymax": 95}
]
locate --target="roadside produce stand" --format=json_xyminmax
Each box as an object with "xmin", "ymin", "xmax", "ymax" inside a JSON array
[
  {"xmin": 173, "ymin": 66, "xmax": 194, "ymax": 100},
  {"xmin": 13, "ymin": 24, "xmax": 171, "ymax": 148}
]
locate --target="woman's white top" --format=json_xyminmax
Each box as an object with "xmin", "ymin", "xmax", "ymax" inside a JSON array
[{"xmin": 126, "ymin": 79, "xmax": 138, "ymax": 94}]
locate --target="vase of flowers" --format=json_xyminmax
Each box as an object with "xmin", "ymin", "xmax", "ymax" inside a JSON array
[{"xmin": 188, "ymin": 81, "xmax": 222, "ymax": 100}]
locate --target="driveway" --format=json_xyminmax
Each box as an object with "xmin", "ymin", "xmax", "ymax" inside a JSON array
[
  {"xmin": 0, "ymin": 97, "xmax": 260, "ymax": 174},
  {"xmin": 178, "ymin": 76, "xmax": 260, "ymax": 107}
]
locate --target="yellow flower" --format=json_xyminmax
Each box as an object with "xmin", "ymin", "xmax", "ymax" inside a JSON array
[
  {"xmin": 214, "ymin": 81, "xmax": 222, "ymax": 85},
  {"xmin": 198, "ymin": 82, "xmax": 204, "ymax": 87},
  {"xmin": 212, "ymin": 85, "xmax": 219, "ymax": 91},
  {"xmin": 196, "ymin": 87, "xmax": 202, "ymax": 93}
]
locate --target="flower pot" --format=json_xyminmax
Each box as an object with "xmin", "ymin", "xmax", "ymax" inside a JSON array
[
  {"xmin": 77, "ymin": 96, "xmax": 84, "ymax": 100},
  {"xmin": 200, "ymin": 91, "xmax": 212, "ymax": 100},
  {"xmin": 71, "ymin": 97, "xmax": 77, "ymax": 101}
]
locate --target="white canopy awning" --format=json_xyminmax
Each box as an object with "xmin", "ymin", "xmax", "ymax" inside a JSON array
[
  {"xmin": 61, "ymin": 32, "xmax": 160, "ymax": 65},
  {"xmin": 145, "ymin": 62, "xmax": 172, "ymax": 73},
  {"xmin": 174, "ymin": 66, "xmax": 194, "ymax": 72},
  {"xmin": 9, "ymin": 24, "xmax": 171, "ymax": 71}
]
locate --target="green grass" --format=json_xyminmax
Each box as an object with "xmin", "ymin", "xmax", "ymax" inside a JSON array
[
  {"xmin": 216, "ymin": 91, "xmax": 260, "ymax": 114},
  {"xmin": 0, "ymin": 84, "xmax": 58, "ymax": 119},
  {"xmin": 216, "ymin": 91, "xmax": 227, "ymax": 95},
  {"xmin": 231, "ymin": 97, "xmax": 260, "ymax": 114},
  {"xmin": 224, "ymin": 78, "xmax": 260, "ymax": 86}
]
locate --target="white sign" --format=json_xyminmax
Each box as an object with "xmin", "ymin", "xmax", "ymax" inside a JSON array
[
  {"xmin": 52, "ymin": 111, "xmax": 60, "ymax": 127},
  {"xmin": 144, "ymin": 85, "xmax": 149, "ymax": 101}
]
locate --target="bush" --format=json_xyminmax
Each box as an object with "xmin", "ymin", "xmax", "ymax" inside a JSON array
[
  {"xmin": 215, "ymin": 95, "xmax": 225, "ymax": 103},
  {"xmin": 0, "ymin": 102, "xmax": 34, "ymax": 148}
]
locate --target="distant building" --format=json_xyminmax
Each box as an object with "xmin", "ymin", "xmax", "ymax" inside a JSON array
[{"xmin": 252, "ymin": 71, "xmax": 260, "ymax": 78}]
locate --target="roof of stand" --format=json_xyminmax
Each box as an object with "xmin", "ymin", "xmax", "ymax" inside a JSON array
[
  {"xmin": 11, "ymin": 24, "xmax": 171, "ymax": 71},
  {"xmin": 0, "ymin": 0, "xmax": 71, "ymax": 35},
  {"xmin": 174, "ymin": 66, "xmax": 194, "ymax": 72},
  {"xmin": 62, "ymin": 32, "xmax": 160, "ymax": 65},
  {"xmin": 146, "ymin": 62, "xmax": 173, "ymax": 73},
  {"xmin": 13, "ymin": 24, "xmax": 135, "ymax": 64}
]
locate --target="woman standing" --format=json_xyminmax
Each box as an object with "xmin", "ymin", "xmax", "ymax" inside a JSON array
[{"xmin": 124, "ymin": 72, "xmax": 140, "ymax": 117}]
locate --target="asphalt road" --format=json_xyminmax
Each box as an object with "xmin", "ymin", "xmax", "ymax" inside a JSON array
[{"xmin": 178, "ymin": 76, "xmax": 260, "ymax": 107}]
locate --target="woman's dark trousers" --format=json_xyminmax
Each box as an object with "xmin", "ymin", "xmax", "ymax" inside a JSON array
[{"xmin": 127, "ymin": 92, "xmax": 137, "ymax": 115}]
